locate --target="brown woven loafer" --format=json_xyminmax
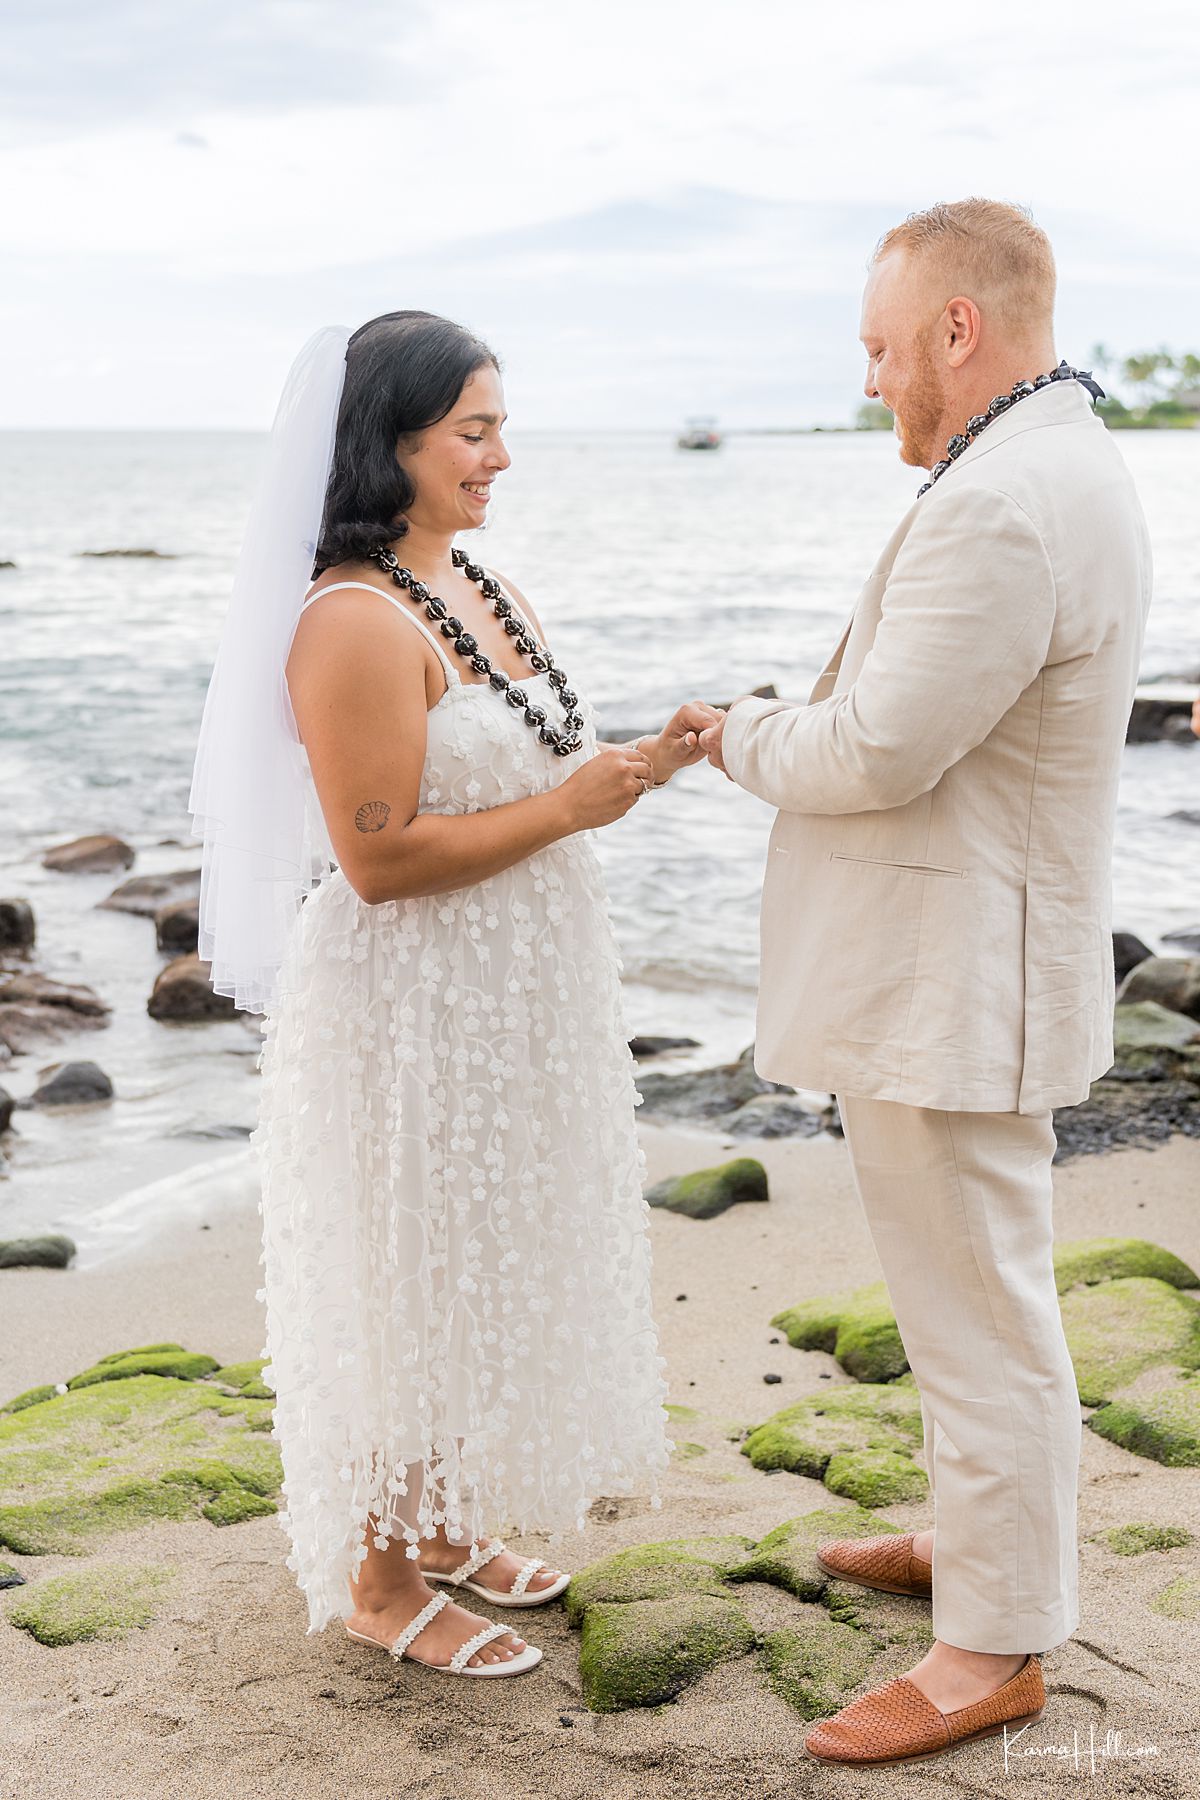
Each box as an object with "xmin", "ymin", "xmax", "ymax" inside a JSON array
[
  {"xmin": 815, "ymin": 1530, "xmax": 933, "ymax": 1598},
  {"xmin": 804, "ymin": 1653, "xmax": 1045, "ymax": 1767}
]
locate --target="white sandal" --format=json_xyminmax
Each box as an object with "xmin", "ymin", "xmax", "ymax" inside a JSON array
[
  {"xmin": 344, "ymin": 1589, "xmax": 543, "ymax": 1676},
  {"xmin": 423, "ymin": 1539, "xmax": 571, "ymax": 1608}
]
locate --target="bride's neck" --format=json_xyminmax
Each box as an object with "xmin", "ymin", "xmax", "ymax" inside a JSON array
[{"xmin": 389, "ymin": 519, "xmax": 457, "ymax": 587}]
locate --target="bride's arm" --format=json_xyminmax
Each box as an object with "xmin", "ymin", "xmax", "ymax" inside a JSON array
[{"xmin": 286, "ymin": 590, "xmax": 652, "ymax": 905}]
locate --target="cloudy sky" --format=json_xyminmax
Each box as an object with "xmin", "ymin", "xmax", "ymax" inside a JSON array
[{"xmin": 1, "ymin": 0, "xmax": 1196, "ymax": 429}]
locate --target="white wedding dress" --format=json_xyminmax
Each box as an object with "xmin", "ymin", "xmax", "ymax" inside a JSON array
[{"xmin": 248, "ymin": 579, "xmax": 670, "ymax": 1634}]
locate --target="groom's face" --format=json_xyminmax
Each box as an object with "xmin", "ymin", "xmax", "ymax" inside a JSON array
[{"xmin": 860, "ymin": 252, "xmax": 948, "ymax": 471}]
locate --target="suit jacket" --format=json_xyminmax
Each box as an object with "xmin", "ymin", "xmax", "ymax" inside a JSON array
[{"xmin": 721, "ymin": 379, "xmax": 1153, "ymax": 1114}]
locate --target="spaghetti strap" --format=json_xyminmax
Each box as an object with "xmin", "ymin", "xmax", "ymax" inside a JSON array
[{"xmin": 298, "ymin": 581, "xmax": 460, "ymax": 686}]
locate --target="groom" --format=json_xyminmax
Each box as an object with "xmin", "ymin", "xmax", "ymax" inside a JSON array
[{"xmin": 696, "ymin": 198, "xmax": 1152, "ymax": 1766}]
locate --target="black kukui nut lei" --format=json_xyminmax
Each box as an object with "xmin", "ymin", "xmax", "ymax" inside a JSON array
[
  {"xmin": 369, "ymin": 546, "xmax": 584, "ymax": 757},
  {"xmin": 916, "ymin": 361, "xmax": 1106, "ymax": 499}
]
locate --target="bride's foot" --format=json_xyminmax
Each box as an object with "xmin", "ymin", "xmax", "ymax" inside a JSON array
[
  {"xmin": 420, "ymin": 1531, "xmax": 566, "ymax": 1598},
  {"xmin": 347, "ymin": 1581, "xmax": 529, "ymax": 1669}
]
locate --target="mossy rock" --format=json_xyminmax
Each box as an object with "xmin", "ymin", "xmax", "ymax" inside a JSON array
[
  {"xmin": 0, "ymin": 1559, "xmax": 25, "ymax": 1589},
  {"xmin": 1053, "ymin": 1238, "xmax": 1198, "ymax": 1294},
  {"xmin": 1112, "ymin": 1000, "xmax": 1200, "ymax": 1064},
  {"xmin": 644, "ymin": 1157, "xmax": 768, "ymax": 1219},
  {"xmin": 564, "ymin": 1535, "xmax": 753, "ymax": 1625},
  {"xmin": 823, "ymin": 1446, "xmax": 928, "ymax": 1508},
  {"xmin": 211, "ymin": 1359, "xmax": 275, "ymax": 1400},
  {"xmin": 202, "ymin": 1488, "xmax": 280, "ymax": 1526},
  {"xmin": 67, "ymin": 1344, "xmax": 221, "ymax": 1389},
  {"xmin": 1087, "ymin": 1374, "xmax": 1200, "ymax": 1466},
  {"xmin": 728, "ymin": 1505, "xmax": 895, "ymax": 1600},
  {"xmin": 1095, "ymin": 1523, "xmax": 1193, "ymax": 1556},
  {"xmin": 0, "ymin": 1369, "xmax": 280, "ymax": 1555},
  {"xmin": 760, "ymin": 1613, "xmax": 879, "ymax": 1720},
  {"xmin": 0, "ymin": 1235, "xmax": 76, "ymax": 1270},
  {"xmin": 579, "ymin": 1593, "xmax": 757, "ymax": 1710},
  {"xmin": 568, "ymin": 1508, "xmax": 931, "ymax": 1716},
  {"xmin": 1061, "ymin": 1279, "xmax": 1200, "ymax": 1405},
  {"xmin": 7, "ymin": 1563, "xmax": 173, "ymax": 1645},
  {"xmin": 740, "ymin": 1383, "xmax": 925, "ymax": 1506},
  {"xmin": 1148, "ymin": 1577, "xmax": 1200, "ymax": 1622},
  {"xmin": 771, "ymin": 1282, "xmax": 908, "ymax": 1383},
  {"xmin": 672, "ymin": 1441, "xmax": 708, "ymax": 1461},
  {"xmin": 0, "ymin": 1385, "xmax": 60, "ymax": 1417}
]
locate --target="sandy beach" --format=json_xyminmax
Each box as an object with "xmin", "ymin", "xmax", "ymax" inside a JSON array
[{"xmin": 2, "ymin": 1118, "xmax": 1198, "ymax": 1800}]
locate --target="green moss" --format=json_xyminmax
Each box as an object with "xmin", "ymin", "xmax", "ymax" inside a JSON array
[
  {"xmin": 0, "ymin": 1385, "xmax": 60, "ymax": 1416},
  {"xmin": 0, "ymin": 1370, "xmax": 280, "ymax": 1555},
  {"xmin": 211, "ymin": 1359, "xmax": 275, "ymax": 1399},
  {"xmin": 664, "ymin": 1402, "xmax": 701, "ymax": 1423},
  {"xmin": 579, "ymin": 1594, "xmax": 757, "ymax": 1711},
  {"xmin": 760, "ymin": 1615, "xmax": 878, "ymax": 1720},
  {"xmin": 728, "ymin": 1506, "xmax": 895, "ymax": 1601},
  {"xmin": 1095, "ymin": 1523, "xmax": 1193, "ymax": 1556},
  {"xmin": 7, "ymin": 1563, "xmax": 172, "ymax": 1646},
  {"xmin": 741, "ymin": 1383, "xmax": 924, "ymax": 1504},
  {"xmin": 564, "ymin": 1536, "xmax": 753, "ymax": 1626},
  {"xmin": 0, "ymin": 1559, "xmax": 25, "ymax": 1588},
  {"xmin": 771, "ymin": 1282, "xmax": 908, "ymax": 1383},
  {"xmin": 0, "ymin": 1236, "xmax": 75, "ymax": 1270},
  {"xmin": 68, "ymin": 1348, "xmax": 221, "ymax": 1389},
  {"xmin": 824, "ymin": 1447, "xmax": 928, "ymax": 1508},
  {"xmin": 1087, "ymin": 1375, "xmax": 1200, "ymax": 1466},
  {"xmin": 1148, "ymin": 1577, "xmax": 1200, "ymax": 1622},
  {"xmin": 672, "ymin": 1441, "xmax": 708, "ymax": 1460},
  {"xmin": 1061, "ymin": 1279, "xmax": 1200, "ymax": 1405},
  {"xmin": 644, "ymin": 1158, "xmax": 768, "ymax": 1220},
  {"xmin": 202, "ymin": 1488, "xmax": 280, "ymax": 1526},
  {"xmin": 1053, "ymin": 1238, "xmax": 1198, "ymax": 1295}
]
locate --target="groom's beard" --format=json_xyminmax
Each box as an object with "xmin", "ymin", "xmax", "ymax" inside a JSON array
[{"xmin": 891, "ymin": 336, "xmax": 946, "ymax": 470}]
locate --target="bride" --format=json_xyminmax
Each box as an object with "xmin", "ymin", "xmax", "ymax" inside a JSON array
[{"xmin": 190, "ymin": 311, "xmax": 718, "ymax": 1679}]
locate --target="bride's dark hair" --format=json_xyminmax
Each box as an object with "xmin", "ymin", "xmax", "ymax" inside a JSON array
[{"xmin": 313, "ymin": 310, "xmax": 500, "ymax": 573}]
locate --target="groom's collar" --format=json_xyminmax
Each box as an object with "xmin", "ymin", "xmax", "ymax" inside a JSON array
[{"xmin": 926, "ymin": 378, "xmax": 1099, "ymax": 482}]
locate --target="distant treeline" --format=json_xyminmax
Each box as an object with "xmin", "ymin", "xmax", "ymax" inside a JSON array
[{"xmin": 853, "ymin": 348, "xmax": 1200, "ymax": 432}]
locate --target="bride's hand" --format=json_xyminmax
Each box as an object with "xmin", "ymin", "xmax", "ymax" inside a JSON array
[
  {"xmin": 639, "ymin": 702, "xmax": 725, "ymax": 783},
  {"xmin": 560, "ymin": 743, "xmax": 656, "ymax": 830}
]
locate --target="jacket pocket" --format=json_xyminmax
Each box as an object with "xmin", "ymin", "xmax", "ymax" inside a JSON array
[{"xmin": 830, "ymin": 852, "xmax": 965, "ymax": 879}]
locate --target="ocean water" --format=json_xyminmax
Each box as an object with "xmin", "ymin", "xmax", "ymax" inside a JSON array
[{"xmin": 0, "ymin": 428, "xmax": 1197, "ymax": 1261}]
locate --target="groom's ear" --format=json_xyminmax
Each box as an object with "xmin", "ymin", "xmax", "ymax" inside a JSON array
[{"xmin": 943, "ymin": 295, "xmax": 981, "ymax": 367}]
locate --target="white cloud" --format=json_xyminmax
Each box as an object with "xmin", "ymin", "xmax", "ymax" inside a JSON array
[{"xmin": 0, "ymin": 0, "xmax": 1195, "ymax": 426}]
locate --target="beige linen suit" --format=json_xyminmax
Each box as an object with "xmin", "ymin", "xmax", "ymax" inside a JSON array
[{"xmin": 722, "ymin": 379, "xmax": 1152, "ymax": 1652}]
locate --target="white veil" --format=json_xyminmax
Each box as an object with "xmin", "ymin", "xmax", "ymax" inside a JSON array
[{"xmin": 187, "ymin": 324, "xmax": 352, "ymax": 1014}]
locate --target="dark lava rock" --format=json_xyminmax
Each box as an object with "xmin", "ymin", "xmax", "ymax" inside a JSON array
[
  {"xmin": 148, "ymin": 954, "xmax": 239, "ymax": 1021},
  {"xmin": 628, "ymin": 1035, "xmax": 702, "ymax": 1059},
  {"xmin": 0, "ymin": 1087, "xmax": 14, "ymax": 1132},
  {"xmin": 77, "ymin": 547, "xmax": 177, "ymax": 559},
  {"xmin": 98, "ymin": 869, "xmax": 201, "ymax": 917},
  {"xmin": 1163, "ymin": 925, "xmax": 1200, "ymax": 952},
  {"xmin": 0, "ymin": 900, "xmax": 35, "ymax": 953},
  {"xmin": 0, "ymin": 972, "xmax": 112, "ymax": 1057},
  {"xmin": 155, "ymin": 899, "xmax": 200, "ymax": 954},
  {"xmin": 1126, "ymin": 695, "xmax": 1198, "ymax": 744},
  {"xmin": 30, "ymin": 1060, "xmax": 114, "ymax": 1107},
  {"xmin": 636, "ymin": 1043, "xmax": 789, "ymax": 1124},
  {"xmin": 0, "ymin": 1234, "xmax": 77, "ymax": 1268},
  {"xmin": 1113, "ymin": 931, "xmax": 1154, "ymax": 984},
  {"xmin": 42, "ymin": 834, "xmax": 135, "ymax": 874},
  {"xmin": 723, "ymin": 1095, "xmax": 826, "ymax": 1139}
]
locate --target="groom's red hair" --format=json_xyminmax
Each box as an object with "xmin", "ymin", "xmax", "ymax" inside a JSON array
[{"xmin": 874, "ymin": 199, "xmax": 1056, "ymax": 334}]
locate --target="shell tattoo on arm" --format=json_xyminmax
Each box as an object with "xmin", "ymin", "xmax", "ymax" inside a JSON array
[{"xmin": 354, "ymin": 800, "xmax": 391, "ymax": 834}]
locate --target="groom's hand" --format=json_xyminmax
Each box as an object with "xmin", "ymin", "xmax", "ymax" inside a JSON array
[
  {"xmin": 699, "ymin": 694, "xmax": 757, "ymax": 779},
  {"xmin": 646, "ymin": 702, "xmax": 724, "ymax": 781}
]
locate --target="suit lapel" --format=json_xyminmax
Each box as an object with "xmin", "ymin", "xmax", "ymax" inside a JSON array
[{"xmin": 808, "ymin": 614, "xmax": 854, "ymax": 704}]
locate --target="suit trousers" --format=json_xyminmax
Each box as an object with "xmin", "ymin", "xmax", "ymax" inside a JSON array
[{"xmin": 836, "ymin": 1094, "xmax": 1081, "ymax": 1653}]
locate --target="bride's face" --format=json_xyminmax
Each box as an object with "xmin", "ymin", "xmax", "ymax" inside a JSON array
[{"xmin": 396, "ymin": 363, "xmax": 511, "ymax": 535}]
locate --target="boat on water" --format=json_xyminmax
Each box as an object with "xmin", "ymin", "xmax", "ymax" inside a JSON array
[{"xmin": 676, "ymin": 415, "xmax": 722, "ymax": 450}]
